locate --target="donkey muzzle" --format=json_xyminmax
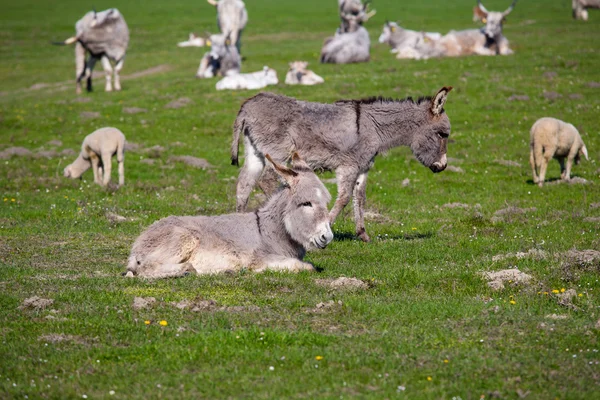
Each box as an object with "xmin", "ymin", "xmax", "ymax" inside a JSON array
[
  {"xmin": 430, "ymin": 154, "xmax": 447, "ymax": 173},
  {"xmin": 314, "ymin": 224, "xmax": 334, "ymax": 249}
]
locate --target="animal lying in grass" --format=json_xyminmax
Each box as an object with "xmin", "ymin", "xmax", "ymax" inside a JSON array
[
  {"xmin": 378, "ymin": 21, "xmax": 441, "ymax": 59},
  {"xmin": 177, "ymin": 33, "xmax": 206, "ymax": 47},
  {"xmin": 231, "ymin": 87, "xmax": 453, "ymax": 242},
  {"xmin": 196, "ymin": 33, "xmax": 241, "ymax": 78},
  {"xmin": 321, "ymin": 10, "xmax": 370, "ymax": 64},
  {"xmin": 63, "ymin": 127, "xmax": 125, "ymax": 187},
  {"xmin": 284, "ymin": 61, "xmax": 324, "ymax": 85},
  {"xmin": 215, "ymin": 67, "xmax": 278, "ymax": 90},
  {"xmin": 125, "ymin": 153, "xmax": 333, "ymax": 278},
  {"xmin": 529, "ymin": 117, "xmax": 589, "ymax": 187}
]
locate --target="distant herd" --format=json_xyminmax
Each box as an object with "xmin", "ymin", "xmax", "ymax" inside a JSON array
[{"xmin": 53, "ymin": 0, "xmax": 593, "ymax": 277}]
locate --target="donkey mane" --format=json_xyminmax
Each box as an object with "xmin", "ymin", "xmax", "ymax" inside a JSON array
[{"xmin": 335, "ymin": 95, "xmax": 433, "ymax": 106}]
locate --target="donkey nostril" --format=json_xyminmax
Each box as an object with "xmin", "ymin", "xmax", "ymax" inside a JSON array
[{"xmin": 321, "ymin": 234, "xmax": 327, "ymax": 242}]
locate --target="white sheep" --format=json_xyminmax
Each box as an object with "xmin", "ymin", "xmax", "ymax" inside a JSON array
[
  {"xmin": 64, "ymin": 127, "xmax": 126, "ymax": 186},
  {"xmin": 529, "ymin": 117, "xmax": 589, "ymax": 187},
  {"xmin": 284, "ymin": 61, "xmax": 324, "ymax": 86},
  {"xmin": 215, "ymin": 67, "xmax": 278, "ymax": 90}
]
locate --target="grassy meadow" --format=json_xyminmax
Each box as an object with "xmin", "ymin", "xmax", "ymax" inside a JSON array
[{"xmin": 1, "ymin": 0, "xmax": 600, "ymax": 398}]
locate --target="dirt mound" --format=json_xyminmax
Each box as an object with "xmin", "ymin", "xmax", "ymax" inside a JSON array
[
  {"xmin": 80, "ymin": 111, "xmax": 100, "ymax": 119},
  {"xmin": 492, "ymin": 249, "xmax": 547, "ymax": 262},
  {"xmin": 308, "ymin": 300, "xmax": 343, "ymax": 313},
  {"xmin": 169, "ymin": 155, "xmax": 213, "ymax": 169},
  {"xmin": 60, "ymin": 149, "xmax": 77, "ymax": 157},
  {"xmin": 36, "ymin": 150, "xmax": 57, "ymax": 159},
  {"xmin": 171, "ymin": 299, "xmax": 260, "ymax": 313},
  {"xmin": 494, "ymin": 207, "xmax": 537, "ymax": 217},
  {"xmin": 584, "ymin": 217, "xmax": 600, "ymax": 223},
  {"xmin": 508, "ymin": 94, "xmax": 529, "ymax": 102},
  {"xmin": 482, "ymin": 269, "xmax": 533, "ymax": 291},
  {"xmin": 19, "ymin": 296, "xmax": 54, "ymax": 310},
  {"xmin": 47, "ymin": 140, "xmax": 62, "ymax": 147},
  {"xmin": 547, "ymin": 177, "xmax": 589, "ymax": 185},
  {"xmin": 442, "ymin": 202, "xmax": 470, "ymax": 209},
  {"xmin": 0, "ymin": 147, "xmax": 33, "ymax": 159},
  {"xmin": 587, "ymin": 81, "xmax": 600, "ymax": 88},
  {"xmin": 106, "ymin": 212, "xmax": 129, "ymax": 223},
  {"xmin": 123, "ymin": 107, "xmax": 147, "ymax": 114},
  {"xmin": 132, "ymin": 297, "xmax": 156, "ymax": 310},
  {"xmin": 543, "ymin": 91, "xmax": 562, "ymax": 100},
  {"xmin": 144, "ymin": 145, "xmax": 165, "ymax": 158},
  {"xmin": 165, "ymin": 97, "xmax": 193, "ymax": 109},
  {"xmin": 124, "ymin": 142, "xmax": 141, "ymax": 152},
  {"xmin": 315, "ymin": 277, "xmax": 370, "ymax": 290}
]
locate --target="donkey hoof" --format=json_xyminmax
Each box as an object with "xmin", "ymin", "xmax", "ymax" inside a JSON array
[{"xmin": 357, "ymin": 231, "xmax": 371, "ymax": 242}]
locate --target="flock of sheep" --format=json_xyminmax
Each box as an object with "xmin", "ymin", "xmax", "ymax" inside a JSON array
[{"xmin": 56, "ymin": 0, "xmax": 593, "ymax": 278}]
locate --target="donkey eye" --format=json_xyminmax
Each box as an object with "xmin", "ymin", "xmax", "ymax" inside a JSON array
[{"xmin": 299, "ymin": 202, "xmax": 312, "ymax": 208}]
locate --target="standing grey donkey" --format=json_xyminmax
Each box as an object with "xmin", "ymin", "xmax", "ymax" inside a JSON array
[
  {"xmin": 55, "ymin": 8, "xmax": 129, "ymax": 94},
  {"xmin": 126, "ymin": 153, "xmax": 333, "ymax": 278},
  {"xmin": 231, "ymin": 87, "xmax": 453, "ymax": 242}
]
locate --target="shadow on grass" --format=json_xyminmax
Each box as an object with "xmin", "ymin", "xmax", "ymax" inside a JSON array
[
  {"xmin": 333, "ymin": 231, "xmax": 435, "ymax": 242},
  {"xmin": 525, "ymin": 176, "xmax": 581, "ymax": 185}
]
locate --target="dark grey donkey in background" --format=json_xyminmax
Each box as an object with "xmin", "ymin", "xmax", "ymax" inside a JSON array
[
  {"xmin": 54, "ymin": 8, "xmax": 129, "ymax": 94},
  {"xmin": 231, "ymin": 87, "xmax": 453, "ymax": 242}
]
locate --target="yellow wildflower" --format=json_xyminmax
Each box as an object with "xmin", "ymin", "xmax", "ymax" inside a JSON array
[
  {"xmin": 578, "ymin": 293, "xmax": 583, "ymax": 297},
  {"xmin": 560, "ymin": 288, "xmax": 566, "ymax": 293},
  {"xmin": 159, "ymin": 320, "xmax": 168, "ymax": 326},
  {"xmin": 412, "ymin": 227, "xmax": 417, "ymax": 230},
  {"xmin": 11, "ymin": 198, "xmax": 15, "ymax": 202},
  {"xmin": 510, "ymin": 300, "xmax": 516, "ymax": 305},
  {"xmin": 315, "ymin": 356, "xmax": 323, "ymax": 361},
  {"xmin": 552, "ymin": 290, "xmax": 559, "ymax": 294},
  {"xmin": 144, "ymin": 320, "xmax": 151, "ymax": 325},
  {"xmin": 543, "ymin": 292, "xmax": 548, "ymax": 295},
  {"xmin": 443, "ymin": 359, "xmax": 449, "ymax": 364},
  {"xmin": 427, "ymin": 376, "xmax": 432, "ymax": 381}
]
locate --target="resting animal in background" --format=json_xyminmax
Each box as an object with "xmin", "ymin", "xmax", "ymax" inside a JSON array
[
  {"xmin": 285, "ymin": 61, "xmax": 324, "ymax": 85},
  {"xmin": 196, "ymin": 33, "xmax": 241, "ymax": 78},
  {"xmin": 64, "ymin": 127, "xmax": 126, "ymax": 187},
  {"xmin": 231, "ymin": 87, "xmax": 453, "ymax": 242},
  {"xmin": 54, "ymin": 8, "xmax": 129, "ymax": 94},
  {"xmin": 207, "ymin": 0, "xmax": 248, "ymax": 53},
  {"xmin": 177, "ymin": 33, "xmax": 206, "ymax": 47},
  {"xmin": 573, "ymin": 0, "xmax": 600, "ymax": 20},
  {"xmin": 125, "ymin": 153, "xmax": 333, "ymax": 278},
  {"xmin": 378, "ymin": 21, "xmax": 442, "ymax": 59},
  {"xmin": 321, "ymin": 14, "xmax": 370, "ymax": 64},
  {"xmin": 529, "ymin": 117, "xmax": 589, "ymax": 187},
  {"xmin": 216, "ymin": 67, "xmax": 278, "ymax": 90}
]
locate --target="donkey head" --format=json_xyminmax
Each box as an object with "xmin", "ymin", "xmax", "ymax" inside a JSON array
[
  {"xmin": 411, "ymin": 87, "xmax": 453, "ymax": 173},
  {"xmin": 266, "ymin": 153, "xmax": 333, "ymax": 250},
  {"xmin": 476, "ymin": 0, "xmax": 517, "ymax": 40}
]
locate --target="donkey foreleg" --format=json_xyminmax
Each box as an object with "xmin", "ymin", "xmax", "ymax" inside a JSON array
[
  {"xmin": 352, "ymin": 172, "xmax": 370, "ymax": 242},
  {"xmin": 254, "ymin": 257, "xmax": 315, "ymax": 273},
  {"xmin": 329, "ymin": 168, "xmax": 360, "ymax": 225}
]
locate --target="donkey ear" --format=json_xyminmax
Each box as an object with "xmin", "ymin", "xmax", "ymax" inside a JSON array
[
  {"xmin": 290, "ymin": 152, "xmax": 311, "ymax": 172},
  {"xmin": 265, "ymin": 154, "xmax": 298, "ymax": 185},
  {"xmin": 431, "ymin": 86, "xmax": 453, "ymax": 116}
]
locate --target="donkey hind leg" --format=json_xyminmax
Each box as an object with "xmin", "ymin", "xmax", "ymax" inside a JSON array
[
  {"xmin": 236, "ymin": 137, "xmax": 265, "ymax": 212},
  {"xmin": 329, "ymin": 167, "xmax": 360, "ymax": 225},
  {"xmin": 113, "ymin": 57, "xmax": 125, "ymax": 91},
  {"xmin": 100, "ymin": 56, "xmax": 113, "ymax": 92},
  {"xmin": 253, "ymin": 257, "xmax": 315, "ymax": 273},
  {"xmin": 137, "ymin": 228, "xmax": 199, "ymax": 278},
  {"xmin": 353, "ymin": 172, "xmax": 370, "ymax": 242}
]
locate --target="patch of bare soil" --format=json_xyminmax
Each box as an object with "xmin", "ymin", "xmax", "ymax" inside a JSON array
[
  {"xmin": 132, "ymin": 296, "xmax": 156, "ymax": 310},
  {"xmin": 584, "ymin": 217, "xmax": 600, "ymax": 223},
  {"xmin": 569, "ymin": 93, "xmax": 583, "ymax": 100},
  {"xmin": 36, "ymin": 149, "xmax": 57, "ymax": 159},
  {"xmin": 38, "ymin": 334, "xmax": 89, "ymax": 345},
  {"xmin": 543, "ymin": 71, "xmax": 557, "ymax": 80},
  {"xmin": 590, "ymin": 203, "xmax": 600, "ymax": 209},
  {"xmin": 495, "ymin": 159, "xmax": 521, "ymax": 167},
  {"xmin": 170, "ymin": 298, "xmax": 260, "ymax": 313},
  {"xmin": 123, "ymin": 107, "xmax": 148, "ymax": 114},
  {"xmin": 556, "ymin": 289, "xmax": 578, "ymax": 308},
  {"xmin": 106, "ymin": 212, "xmax": 129, "ymax": 223},
  {"xmin": 508, "ymin": 94, "xmax": 530, "ymax": 102},
  {"xmin": 401, "ymin": 178, "xmax": 410, "ymax": 187},
  {"xmin": 124, "ymin": 142, "xmax": 141, "ymax": 152},
  {"xmin": 60, "ymin": 148, "xmax": 77, "ymax": 157},
  {"xmin": 482, "ymin": 268, "xmax": 533, "ymax": 291},
  {"xmin": 0, "ymin": 147, "xmax": 33, "ymax": 159},
  {"xmin": 446, "ymin": 166, "xmax": 464, "ymax": 173},
  {"xmin": 122, "ymin": 64, "xmax": 172, "ymax": 80},
  {"xmin": 494, "ymin": 206, "xmax": 537, "ymax": 217},
  {"xmin": 47, "ymin": 140, "xmax": 62, "ymax": 147},
  {"xmin": 315, "ymin": 277, "xmax": 370, "ymax": 291},
  {"xmin": 492, "ymin": 248, "xmax": 547, "ymax": 262},
  {"xmin": 307, "ymin": 300, "xmax": 343, "ymax": 313},
  {"xmin": 545, "ymin": 314, "xmax": 568, "ymax": 320},
  {"xmin": 543, "ymin": 91, "xmax": 562, "ymax": 100},
  {"xmin": 169, "ymin": 155, "xmax": 213, "ymax": 169},
  {"xmin": 144, "ymin": 145, "xmax": 165, "ymax": 159},
  {"xmin": 559, "ymin": 249, "xmax": 600, "ymax": 282},
  {"xmin": 547, "ymin": 177, "xmax": 589, "ymax": 185},
  {"xmin": 80, "ymin": 111, "xmax": 100, "ymax": 119},
  {"xmin": 165, "ymin": 97, "xmax": 193, "ymax": 109},
  {"xmin": 19, "ymin": 296, "xmax": 54, "ymax": 310},
  {"xmin": 442, "ymin": 202, "xmax": 470, "ymax": 209},
  {"xmin": 587, "ymin": 81, "xmax": 600, "ymax": 88}
]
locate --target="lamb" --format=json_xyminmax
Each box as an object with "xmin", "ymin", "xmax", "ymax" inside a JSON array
[
  {"xmin": 378, "ymin": 21, "xmax": 442, "ymax": 59},
  {"xmin": 125, "ymin": 153, "xmax": 333, "ymax": 278},
  {"xmin": 196, "ymin": 33, "xmax": 241, "ymax": 78},
  {"xmin": 177, "ymin": 33, "xmax": 206, "ymax": 47},
  {"xmin": 215, "ymin": 67, "xmax": 278, "ymax": 90},
  {"xmin": 284, "ymin": 61, "xmax": 324, "ymax": 86},
  {"xmin": 573, "ymin": 0, "xmax": 600, "ymax": 20},
  {"xmin": 63, "ymin": 127, "xmax": 126, "ymax": 187},
  {"xmin": 529, "ymin": 117, "xmax": 589, "ymax": 187}
]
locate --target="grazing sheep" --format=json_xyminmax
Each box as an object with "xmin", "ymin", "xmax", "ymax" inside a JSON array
[
  {"xmin": 529, "ymin": 117, "xmax": 589, "ymax": 187},
  {"xmin": 126, "ymin": 153, "xmax": 333, "ymax": 278},
  {"xmin": 64, "ymin": 127, "xmax": 126, "ymax": 187},
  {"xmin": 284, "ymin": 61, "xmax": 324, "ymax": 85},
  {"xmin": 215, "ymin": 67, "xmax": 278, "ymax": 90}
]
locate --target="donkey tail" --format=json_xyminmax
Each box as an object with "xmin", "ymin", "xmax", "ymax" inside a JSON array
[{"xmin": 231, "ymin": 116, "xmax": 244, "ymax": 166}]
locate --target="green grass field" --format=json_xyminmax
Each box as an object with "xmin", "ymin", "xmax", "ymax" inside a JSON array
[{"xmin": 1, "ymin": 0, "xmax": 600, "ymax": 398}]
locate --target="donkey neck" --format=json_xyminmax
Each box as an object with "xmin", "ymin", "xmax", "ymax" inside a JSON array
[
  {"xmin": 359, "ymin": 99, "xmax": 430, "ymax": 153},
  {"xmin": 255, "ymin": 191, "xmax": 305, "ymax": 259}
]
